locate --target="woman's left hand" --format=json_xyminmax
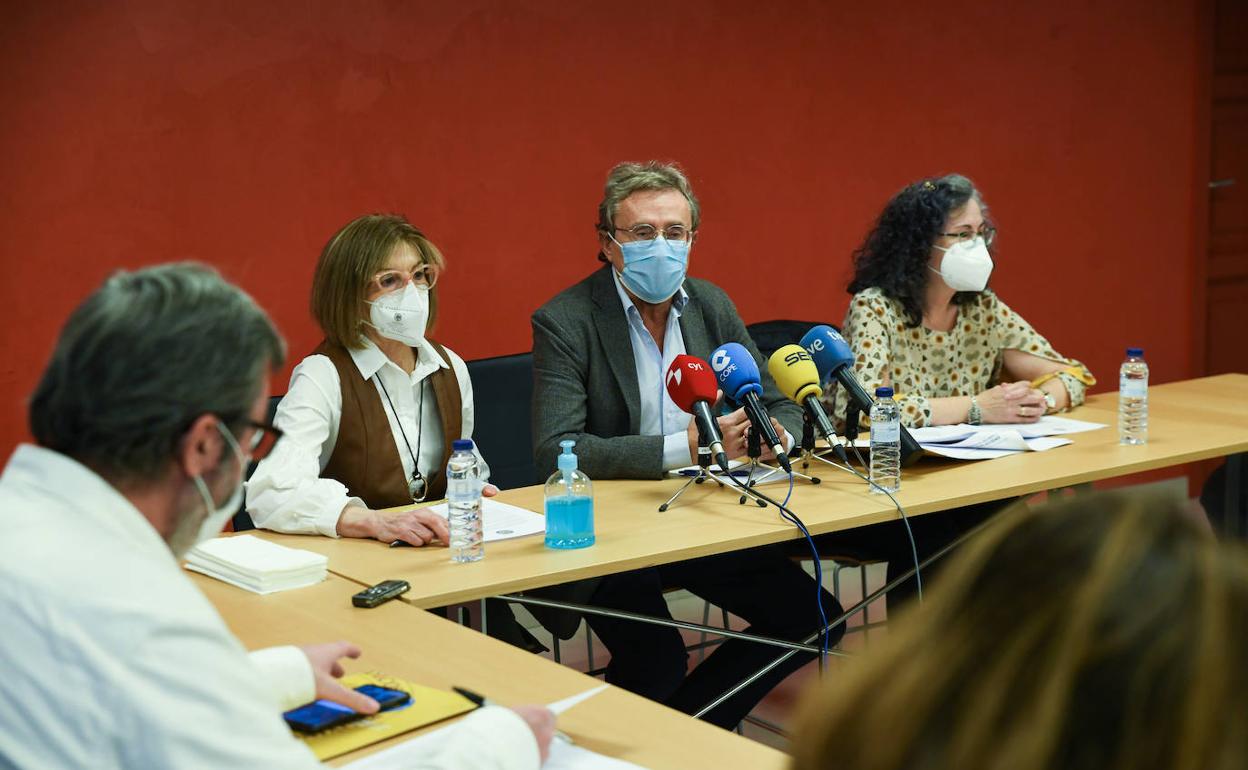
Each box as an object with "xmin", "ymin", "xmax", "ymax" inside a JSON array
[{"xmin": 482, "ymin": 483, "xmax": 499, "ymax": 498}]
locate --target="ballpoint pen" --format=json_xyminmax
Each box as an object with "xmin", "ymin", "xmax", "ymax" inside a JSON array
[{"xmin": 452, "ymin": 686, "xmax": 573, "ymax": 744}]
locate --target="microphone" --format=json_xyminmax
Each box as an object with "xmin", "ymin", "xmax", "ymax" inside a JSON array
[
  {"xmin": 799, "ymin": 325, "xmax": 877, "ymax": 416},
  {"xmin": 709, "ymin": 342, "xmax": 792, "ymax": 473},
  {"xmin": 665, "ymin": 355, "xmax": 731, "ymax": 473},
  {"xmin": 799, "ymin": 325, "xmax": 924, "ymax": 467},
  {"xmin": 766, "ymin": 345, "xmax": 850, "ymax": 463}
]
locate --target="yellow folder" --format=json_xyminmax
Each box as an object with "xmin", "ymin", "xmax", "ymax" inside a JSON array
[{"xmin": 295, "ymin": 671, "xmax": 476, "ymax": 761}]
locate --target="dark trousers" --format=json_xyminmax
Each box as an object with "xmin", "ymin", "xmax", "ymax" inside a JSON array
[
  {"xmin": 584, "ymin": 543, "xmax": 842, "ymax": 729},
  {"xmin": 815, "ymin": 499, "xmax": 1014, "ymax": 609}
]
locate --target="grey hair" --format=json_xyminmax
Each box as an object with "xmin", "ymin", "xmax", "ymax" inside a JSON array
[
  {"xmin": 29, "ymin": 262, "xmax": 286, "ymax": 482},
  {"xmin": 596, "ymin": 161, "xmax": 702, "ymax": 234}
]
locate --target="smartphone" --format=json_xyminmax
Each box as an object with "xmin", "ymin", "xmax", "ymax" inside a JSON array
[{"xmin": 283, "ymin": 684, "xmax": 412, "ymax": 734}]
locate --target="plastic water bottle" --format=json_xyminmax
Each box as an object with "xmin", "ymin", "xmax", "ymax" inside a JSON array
[
  {"xmin": 446, "ymin": 439, "xmax": 484, "ymax": 562},
  {"xmin": 869, "ymin": 387, "xmax": 901, "ymax": 493},
  {"xmin": 1119, "ymin": 347, "xmax": 1149, "ymax": 445},
  {"xmin": 544, "ymin": 440, "xmax": 594, "ymax": 549}
]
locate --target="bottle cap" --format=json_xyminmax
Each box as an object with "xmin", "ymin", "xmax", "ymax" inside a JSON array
[
  {"xmin": 452, "ymin": 439, "xmax": 474, "ymax": 452},
  {"xmin": 1126, "ymin": 347, "xmax": 1144, "ymax": 358},
  {"xmin": 875, "ymin": 386, "xmax": 894, "ymax": 398},
  {"xmin": 558, "ymin": 439, "xmax": 578, "ymax": 472}
]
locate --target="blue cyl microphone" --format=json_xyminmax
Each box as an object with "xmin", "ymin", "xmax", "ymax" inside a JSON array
[{"xmin": 709, "ymin": 342, "xmax": 792, "ymax": 473}]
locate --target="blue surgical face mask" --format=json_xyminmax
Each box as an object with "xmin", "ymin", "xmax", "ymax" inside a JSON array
[{"xmin": 611, "ymin": 234, "xmax": 690, "ymax": 304}]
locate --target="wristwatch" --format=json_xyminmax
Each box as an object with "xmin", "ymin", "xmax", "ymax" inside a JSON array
[
  {"xmin": 968, "ymin": 395, "xmax": 982, "ymax": 425},
  {"xmin": 1044, "ymin": 392, "xmax": 1057, "ymax": 412}
]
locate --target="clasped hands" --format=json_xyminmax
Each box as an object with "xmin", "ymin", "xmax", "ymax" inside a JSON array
[
  {"xmin": 685, "ymin": 389, "xmax": 787, "ymax": 464},
  {"xmin": 976, "ymin": 381, "xmax": 1050, "ymax": 424}
]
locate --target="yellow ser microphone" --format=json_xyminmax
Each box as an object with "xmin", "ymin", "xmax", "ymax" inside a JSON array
[{"xmin": 767, "ymin": 344, "xmax": 850, "ymax": 462}]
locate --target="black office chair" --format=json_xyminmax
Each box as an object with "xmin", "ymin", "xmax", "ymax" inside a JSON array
[
  {"xmin": 230, "ymin": 394, "xmax": 283, "ymax": 532},
  {"xmin": 745, "ymin": 319, "xmax": 837, "ymax": 360},
  {"xmin": 465, "ymin": 352, "xmax": 539, "ymax": 490}
]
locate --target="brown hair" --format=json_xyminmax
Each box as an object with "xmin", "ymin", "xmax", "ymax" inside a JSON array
[
  {"xmin": 792, "ymin": 490, "xmax": 1248, "ymax": 770},
  {"xmin": 310, "ymin": 214, "xmax": 446, "ymax": 348}
]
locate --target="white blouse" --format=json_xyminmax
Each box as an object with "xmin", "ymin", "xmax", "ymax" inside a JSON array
[{"xmin": 245, "ymin": 337, "xmax": 476, "ymax": 537}]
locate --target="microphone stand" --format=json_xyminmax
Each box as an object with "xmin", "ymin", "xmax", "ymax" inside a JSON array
[
  {"xmin": 738, "ymin": 422, "xmax": 819, "ymax": 497},
  {"xmin": 659, "ymin": 424, "xmax": 730, "ymax": 512},
  {"xmin": 799, "ymin": 412, "xmax": 849, "ymax": 475},
  {"xmin": 737, "ymin": 429, "xmax": 770, "ymax": 507}
]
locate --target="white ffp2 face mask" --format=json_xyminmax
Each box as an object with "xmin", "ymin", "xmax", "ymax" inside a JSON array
[
  {"xmin": 931, "ymin": 236, "xmax": 994, "ymax": 292},
  {"xmin": 365, "ymin": 282, "xmax": 430, "ymax": 347}
]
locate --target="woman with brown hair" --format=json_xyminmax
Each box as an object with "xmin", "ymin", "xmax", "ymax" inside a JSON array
[
  {"xmin": 246, "ymin": 213, "xmax": 491, "ymax": 546},
  {"xmin": 792, "ymin": 490, "xmax": 1248, "ymax": 770}
]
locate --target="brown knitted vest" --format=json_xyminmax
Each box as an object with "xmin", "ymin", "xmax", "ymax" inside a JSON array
[{"xmin": 313, "ymin": 339, "xmax": 463, "ymax": 508}]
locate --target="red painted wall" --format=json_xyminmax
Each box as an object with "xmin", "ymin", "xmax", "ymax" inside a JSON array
[{"xmin": 0, "ymin": 1, "xmax": 1207, "ymax": 457}]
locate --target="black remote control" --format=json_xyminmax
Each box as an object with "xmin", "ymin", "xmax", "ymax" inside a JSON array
[{"xmin": 351, "ymin": 579, "xmax": 411, "ymax": 608}]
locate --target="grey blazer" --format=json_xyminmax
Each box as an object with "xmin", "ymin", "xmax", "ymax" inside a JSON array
[{"xmin": 531, "ymin": 265, "xmax": 803, "ymax": 480}]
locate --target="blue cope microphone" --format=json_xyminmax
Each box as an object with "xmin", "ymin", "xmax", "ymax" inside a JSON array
[{"xmin": 709, "ymin": 342, "xmax": 793, "ymax": 473}]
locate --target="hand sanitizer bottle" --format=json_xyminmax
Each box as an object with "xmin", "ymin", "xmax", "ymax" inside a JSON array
[{"xmin": 544, "ymin": 440, "xmax": 594, "ymax": 549}]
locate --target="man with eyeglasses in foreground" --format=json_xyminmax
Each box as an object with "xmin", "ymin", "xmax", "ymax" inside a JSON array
[
  {"xmin": 530, "ymin": 161, "xmax": 842, "ymax": 729},
  {"xmin": 0, "ymin": 264, "xmax": 552, "ymax": 768}
]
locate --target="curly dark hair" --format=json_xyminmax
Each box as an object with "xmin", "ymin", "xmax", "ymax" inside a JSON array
[{"xmin": 847, "ymin": 173, "xmax": 992, "ymax": 328}]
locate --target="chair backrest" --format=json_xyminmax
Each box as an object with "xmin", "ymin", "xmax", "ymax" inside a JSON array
[
  {"xmin": 230, "ymin": 394, "xmax": 283, "ymax": 532},
  {"xmin": 745, "ymin": 319, "xmax": 838, "ymax": 361},
  {"xmin": 466, "ymin": 352, "xmax": 540, "ymax": 490}
]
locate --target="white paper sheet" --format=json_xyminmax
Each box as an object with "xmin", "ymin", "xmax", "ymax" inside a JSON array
[
  {"xmin": 669, "ymin": 459, "xmax": 791, "ymax": 485},
  {"xmin": 423, "ymin": 499, "xmax": 545, "ymax": 542},
  {"xmin": 855, "ymin": 418, "xmax": 1095, "ymax": 461},
  {"xmin": 669, "ymin": 458, "xmax": 746, "ymax": 476}
]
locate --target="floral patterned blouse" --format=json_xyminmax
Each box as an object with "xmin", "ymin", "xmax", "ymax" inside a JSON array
[{"xmin": 833, "ymin": 287, "xmax": 1094, "ymax": 428}]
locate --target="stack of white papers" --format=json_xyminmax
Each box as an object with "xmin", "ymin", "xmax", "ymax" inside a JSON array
[
  {"xmin": 185, "ymin": 535, "xmax": 328, "ymax": 594},
  {"xmin": 906, "ymin": 416, "xmax": 1108, "ymax": 460}
]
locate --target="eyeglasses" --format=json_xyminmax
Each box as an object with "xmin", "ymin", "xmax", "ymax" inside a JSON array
[
  {"xmin": 240, "ymin": 419, "xmax": 283, "ymax": 462},
  {"xmin": 939, "ymin": 226, "xmax": 996, "ymax": 247},
  {"xmin": 612, "ymin": 223, "xmax": 695, "ymax": 243},
  {"xmin": 370, "ymin": 264, "xmax": 440, "ymax": 294}
]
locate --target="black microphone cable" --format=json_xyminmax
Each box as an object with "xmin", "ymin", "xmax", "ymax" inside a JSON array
[
  {"xmin": 833, "ymin": 439, "xmax": 923, "ymax": 601},
  {"xmin": 724, "ymin": 470, "xmax": 831, "ymax": 663}
]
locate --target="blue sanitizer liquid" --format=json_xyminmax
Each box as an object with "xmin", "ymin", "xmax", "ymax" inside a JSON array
[{"xmin": 544, "ymin": 496, "xmax": 595, "ymax": 549}]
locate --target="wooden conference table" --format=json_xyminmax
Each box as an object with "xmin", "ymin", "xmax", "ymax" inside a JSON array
[
  {"xmin": 196, "ymin": 572, "xmax": 788, "ymax": 769},
  {"xmin": 253, "ymin": 374, "xmax": 1248, "ymax": 607}
]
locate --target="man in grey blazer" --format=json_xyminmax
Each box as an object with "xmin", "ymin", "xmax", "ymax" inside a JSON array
[{"xmin": 530, "ymin": 161, "xmax": 842, "ymax": 729}]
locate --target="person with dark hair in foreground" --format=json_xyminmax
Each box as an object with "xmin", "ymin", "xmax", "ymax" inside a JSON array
[
  {"xmin": 0, "ymin": 264, "xmax": 552, "ymax": 769},
  {"xmin": 792, "ymin": 489, "xmax": 1248, "ymax": 770}
]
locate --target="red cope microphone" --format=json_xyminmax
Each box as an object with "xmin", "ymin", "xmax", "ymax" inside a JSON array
[{"xmin": 665, "ymin": 355, "xmax": 732, "ymax": 473}]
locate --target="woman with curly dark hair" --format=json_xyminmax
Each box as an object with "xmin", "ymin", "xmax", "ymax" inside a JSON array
[{"xmin": 839, "ymin": 174, "xmax": 1094, "ymax": 428}]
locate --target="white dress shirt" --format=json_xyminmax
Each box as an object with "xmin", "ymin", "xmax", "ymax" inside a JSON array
[
  {"xmin": 612, "ymin": 272, "xmax": 793, "ymax": 468},
  {"xmin": 612, "ymin": 271, "xmax": 695, "ymax": 470},
  {"xmin": 246, "ymin": 336, "xmax": 477, "ymax": 536},
  {"xmin": 0, "ymin": 445, "xmax": 538, "ymax": 770}
]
